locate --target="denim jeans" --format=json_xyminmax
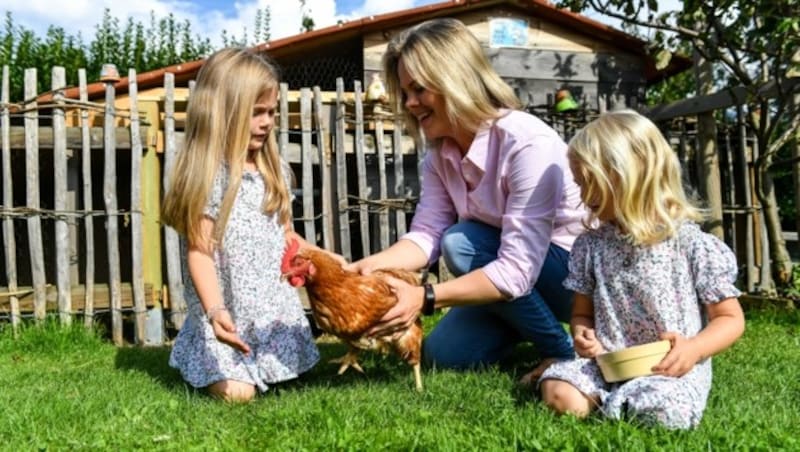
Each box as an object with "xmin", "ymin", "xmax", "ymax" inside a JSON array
[{"xmin": 423, "ymin": 220, "xmax": 575, "ymax": 369}]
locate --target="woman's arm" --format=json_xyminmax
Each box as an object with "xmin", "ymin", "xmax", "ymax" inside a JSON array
[
  {"xmin": 188, "ymin": 216, "xmax": 251, "ymax": 355},
  {"xmin": 654, "ymin": 297, "xmax": 745, "ymax": 377}
]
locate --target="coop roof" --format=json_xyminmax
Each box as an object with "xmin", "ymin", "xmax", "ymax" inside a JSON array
[{"xmin": 57, "ymin": 0, "xmax": 690, "ymax": 101}]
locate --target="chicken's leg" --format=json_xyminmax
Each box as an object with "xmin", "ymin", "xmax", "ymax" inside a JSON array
[{"xmin": 413, "ymin": 363, "xmax": 423, "ymax": 392}]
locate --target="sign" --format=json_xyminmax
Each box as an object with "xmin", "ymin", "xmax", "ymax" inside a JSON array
[{"xmin": 489, "ymin": 18, "xmax": 529, "ymax": 48}]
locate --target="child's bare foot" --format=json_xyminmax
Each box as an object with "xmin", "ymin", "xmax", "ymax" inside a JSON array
[{"xmin": 518, "ymin": 358, "xmax": 557, "ymax": 385}]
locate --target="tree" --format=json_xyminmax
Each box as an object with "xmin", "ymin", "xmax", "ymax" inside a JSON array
[{"xmin": 560, "ymin": 0, "xmax": 800, "ymax": 289}]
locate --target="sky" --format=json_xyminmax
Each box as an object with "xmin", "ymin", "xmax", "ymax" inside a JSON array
[
  {"xmin": 0, "ymin": 0, "xmax": 681, "ymax": 48},
  {"xmin": 0, "ymin": 0, "xmax": 443, "ymax": 47}
]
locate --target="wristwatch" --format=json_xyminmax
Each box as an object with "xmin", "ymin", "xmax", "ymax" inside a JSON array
[{"xmin": 422, "ymin": 283, "xmax": 436, "ymax": 316}]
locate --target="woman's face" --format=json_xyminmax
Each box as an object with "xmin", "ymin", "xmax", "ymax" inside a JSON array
[
  {"xmin": 397, "ymin": 58, "xmax": 451, "ymax": 142},
  {"xmin": 248, "ymin": 89, "xmax": 278, "ymax": 152}
]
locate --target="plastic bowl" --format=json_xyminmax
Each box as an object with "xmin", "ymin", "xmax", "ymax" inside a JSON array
[{"xmin": 596, "ymin": 340, "xmax": 671, "ymax": 383}]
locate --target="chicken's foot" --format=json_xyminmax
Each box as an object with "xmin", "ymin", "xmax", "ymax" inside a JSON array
[{"xmin": 329, "ymin": 350, "xmax": 364, "ymax": 375}]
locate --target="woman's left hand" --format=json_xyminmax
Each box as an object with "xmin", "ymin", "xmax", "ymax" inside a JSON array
[
  {"xmin": 652, "ymin": 332, "xmax": 701, "ymax": 377},
  {"xmin": 366, "ymin": 276, "xmax": 423, "ymax": 338}
]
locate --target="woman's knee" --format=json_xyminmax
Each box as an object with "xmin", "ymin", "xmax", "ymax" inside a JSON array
[
  {"xmin": 540, "ymin": 379, "xmax": 593, "ymax": 417},
  {"xmin": 440, "ymin": 221, "xmax": 499, "ymax": 276},
  {"xmin": 207, "ymin": 380, "xmax": 256, "ymax": 403}
]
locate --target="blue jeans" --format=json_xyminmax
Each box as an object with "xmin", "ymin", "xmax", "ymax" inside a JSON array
[{"xmin": 423, "ymin": 220, "xmax": 575, "ymax": 369}]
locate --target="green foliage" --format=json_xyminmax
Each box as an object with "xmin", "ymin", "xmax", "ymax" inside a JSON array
[{"xmin": 0, "ymin": 311, "xmax": 797, "ymax": 449}]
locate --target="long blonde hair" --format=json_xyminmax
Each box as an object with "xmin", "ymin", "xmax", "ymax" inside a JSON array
[
  {"xmin": 382, "ymin": 18, "xmax": 521, "ymax": 142},
  {"xmin": 568, "ymin": 109, "xmax": 702, "ymax": 245},
  {"xmin": 161, "ymin": 48, "xmax": 291, "ymax": 249}
]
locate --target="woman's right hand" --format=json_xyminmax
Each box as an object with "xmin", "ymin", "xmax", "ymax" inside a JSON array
[
  {"xmin": 209, "ymin": 309, "xmax": 251, "ymax": 356},
  {"xmin": 343, "ymin": 256, "xmax": 382, "ymax": 275},
  {"xmin": 573, "ymin": 326, "xmax": 605, "ymax": 358}
]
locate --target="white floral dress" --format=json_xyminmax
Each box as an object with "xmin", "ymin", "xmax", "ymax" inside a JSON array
[
  {"xmin": 169, "ymin": 165, "xmax": 319, "ymax": 392},
  {"xmin": 540, "ymin": 221, "xmax": 741, "ymax": 429}
]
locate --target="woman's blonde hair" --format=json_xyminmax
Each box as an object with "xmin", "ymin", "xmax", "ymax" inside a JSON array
[
  {"xmin": 382, "ymin": 18, "xmax": 521, "ymax": 141},
  {"xmin": 568, "ymin": 109, "xmax": 702, "ymax": 245},
  {"xmin": 161, "ymin": 47, "xmax": 291, "ymax": 249}
]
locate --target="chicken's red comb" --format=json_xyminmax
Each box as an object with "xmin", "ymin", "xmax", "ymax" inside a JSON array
[{"xmin": 281, "ymin": 238, "xmax": 300, "ymax": 273}]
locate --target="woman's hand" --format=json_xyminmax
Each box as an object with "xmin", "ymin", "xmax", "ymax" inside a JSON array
[
  {"xmin": 652, "ymin": 332, "xmax": 701, "ymax": 377},
  {"xmin": 343, "ymin": 256, "xmax": 382, "ymax": 275},
  {"xmin": 366, "ymin": 276, "xmax": 424, "ymax": 337},
  {"xmin": 573, "ymin": 325, "xmax": 605, "ymax": 358},
  {"xmin": 209, "ymin": 309, "xmax": 251, "ymax": 356}
]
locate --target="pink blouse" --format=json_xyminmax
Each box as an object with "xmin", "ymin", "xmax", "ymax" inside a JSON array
[{"xmin": 402, "ymin": 110, "xmax": 588, "ymax": 298}]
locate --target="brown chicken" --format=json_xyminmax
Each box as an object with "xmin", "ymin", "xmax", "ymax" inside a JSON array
[{"xmin": 280, "ymin": 239, "xmax": 424, "ymax": 391}]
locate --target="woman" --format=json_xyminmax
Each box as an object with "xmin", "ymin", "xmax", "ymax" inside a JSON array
[{"xmin": 346, "ymin": 18, "xmax": 588, "ymax": 375}]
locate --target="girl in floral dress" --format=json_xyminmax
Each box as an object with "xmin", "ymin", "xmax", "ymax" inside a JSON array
[
  {"xmin": 161, "ymin": 48, "xmax": 326, "ymax": 402},
  {"xmin": 535, "ymin": 110, "xmax": 745, "ymax": 429}
]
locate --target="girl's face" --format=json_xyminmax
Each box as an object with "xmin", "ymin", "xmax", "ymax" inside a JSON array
[
  {"xmin": 248, "ymin": 89, "xmax": 278, "ymax": 153},
  {"xmin": 397, "ymin": 58, "xmax": 452, "ymax": 144},
  {"xmin": 569, "ymin": 153, "xmax": 615, "ymax": 222}
]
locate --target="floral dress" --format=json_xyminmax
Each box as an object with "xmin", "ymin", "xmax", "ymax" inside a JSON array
[
  {"xmin": 169, "ymin": 164, "xmax": 319, "ymax": 392},
  {"xmin": 540, "ymin": 221, "xmax": 740, "ymax": 429}
]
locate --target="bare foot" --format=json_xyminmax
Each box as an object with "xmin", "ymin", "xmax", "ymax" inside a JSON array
[{"xmin": 518, "ymin": 358, "xmax": 558, "ymax": 385}]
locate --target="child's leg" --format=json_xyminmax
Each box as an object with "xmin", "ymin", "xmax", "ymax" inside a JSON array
[
  {"xmin": 540, "ymin": 379, "xmax": 598, "ymax": 417},
  {"xmin": 208, "ymin": 379, "xmax": 256, "ymax": 403}
]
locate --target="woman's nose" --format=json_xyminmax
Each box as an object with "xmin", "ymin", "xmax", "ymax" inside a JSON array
[{"xmin": 404, "ymin": 93, "xmax": 418, "ymax": 109}]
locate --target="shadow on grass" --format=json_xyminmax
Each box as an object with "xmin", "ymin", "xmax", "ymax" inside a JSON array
[{"xmin": 114, "ymin": 346, "xmax": 186, "ymax": 390}]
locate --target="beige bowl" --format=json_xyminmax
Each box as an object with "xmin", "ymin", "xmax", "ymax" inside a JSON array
[{"xmin": 596, "ymin": 340, "xmax": 671, "ymax": 383}]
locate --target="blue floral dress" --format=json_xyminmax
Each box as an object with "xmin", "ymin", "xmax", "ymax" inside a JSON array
[
  {"xmin": 169, "ymin": 164, "xmax": 319, "ymax": 392},
  {"xmin": 540, "ymin": 221, "xmax": 740, "ymax": 429}
]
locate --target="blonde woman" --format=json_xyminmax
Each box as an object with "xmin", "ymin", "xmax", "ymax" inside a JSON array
[
  {"xmin": 346, "ymin": 18, "xmax": 589, "ymax": 375},
  {"xmin": 537, "ymin": 110, "xmax": 745, "ymax": 429},
  {"xmin": 162, "ymin": 48, "xmax": 320, "ymax": 402}
]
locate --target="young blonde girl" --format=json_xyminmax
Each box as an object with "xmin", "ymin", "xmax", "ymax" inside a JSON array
[
  {"xmin": 538, "ymin": 110, "xmax": 745, "ymax": 429},
  {"xmin": 162, "ymin": 48, "xmax": 319, "ymax": 402}
]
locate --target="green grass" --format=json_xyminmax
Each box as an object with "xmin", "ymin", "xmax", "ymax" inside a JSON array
[{"xmin": 1, "ymin": 309, "xmax": 798, "ymax": 451}]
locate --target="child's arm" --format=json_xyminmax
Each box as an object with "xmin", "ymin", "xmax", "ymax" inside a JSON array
[
  {"xmin": 654, "ymin": 297, "xmax": 745, "ymax": 377},
  {"xmin": 571, "ymin": 293, "xmax": 606, "ymax": 358},
  {"xmin": 188, "ymin": 216, "xmax": 251, "ymax": 355}
]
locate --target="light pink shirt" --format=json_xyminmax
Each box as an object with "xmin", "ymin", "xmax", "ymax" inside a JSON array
[{"xmin": 402, "ymin": 110, "xmax": 588, "ymax": 298}]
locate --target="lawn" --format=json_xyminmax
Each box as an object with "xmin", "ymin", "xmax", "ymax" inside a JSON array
[{"xmin": 0, "ymin": 308, "xmax": 798, "ymax": 451}]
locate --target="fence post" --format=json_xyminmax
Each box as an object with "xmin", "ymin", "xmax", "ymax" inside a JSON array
[
  {"xmin": 24, "ymin": 68, "xmax": 47, "ymax": 322},
  {"xmin": 162, "ymin": 73, "xmax": 186, "ymax": 330},
  {"xmin": 300, "ymin": 88, "xmax": 316, "ymax": 243},
  {"xmin": 1, "ymin": 65, "xmax": 20, "ymax": 334},
  {"xmin": 313, "ymin": 86, "xmax": 334, "ymax": 250},
  {"xmin": 392, "ymin": 107, "xmax": 407, "ymax": 237},
  {"xmin": 334, "ymin": 78, "xmax": 351, "ymax": 260},
  {"xmin": 374, "ymin": 104, "xmax": 389, "ymax": 251},
  {"xmin": 128, "ymin": 69, "xmax": 147, "ymax": 344},
  {"xmin": 101, "ymin": 65, "xmax": 123, "ymax": 345},
  {"xmin": 78, "ymin": 69, "xmax": 96, "ymax": 329},
  {"xmin": 52, "ymin": 66, "xmax": 72, "ymax": 325},
  {"xmin": 353, "ymin": 80, "xmax": 370, "ymax": 256}
]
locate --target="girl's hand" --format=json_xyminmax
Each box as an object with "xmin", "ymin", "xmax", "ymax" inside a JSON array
[
  {"xmin": 573, "ymin": 326, "xmax": 605, "ymax": 358},
  {"xmin": 366, "ymin": 276, "xmax": 422, "ymax": 338},
  {"xmin": 652, "ymin": 332, "xmax": 700, "ymax": 377},
  {"xmin": 209, "ymin": 309, "xmax": 251, "ymax": 356}
]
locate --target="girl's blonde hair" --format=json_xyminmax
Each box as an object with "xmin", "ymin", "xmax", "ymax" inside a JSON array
[
  {"xmin": 161, "ymin": 48, "xmax": 291, "ymax": 249},
  {"xmin": 382, "ymin": 18, "xmax": 521, "ymax": 141},
  {"xmin": 568, "ymin": 109, "xmax": 702, "ymax": 245}
]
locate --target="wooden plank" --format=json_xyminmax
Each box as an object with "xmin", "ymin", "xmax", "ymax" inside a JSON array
[
  {"xmin": 374, "ymin": 106, "xmax": 389, "ymax": 251},
  {"xmin": 353, "ymin": 81, "xmax": 371, "ymax": 256},
  {"xmin": 485, "ymin": 48, "xmax": 644, "ymax": 84},
  {"xmin": 279, "ymin": 83, "xmax": 289, "ymax": 161},
  {"xmin": 52, "ymin": 66, "xmax": 72, "ymax": 325},
  {"xmin": 300, "ymin": 88, "xmax": 316, "ymax": 243},
  {"xmin": 647, "ymin": 77, "xmax": 800, "ymax": 121},
  {"xmin": 103, "ymin": 77, "xmax": 123, "ymax": 346},
  {"xmin": 0, "ymin": 283, "xmax": 156, "ymax": 313},
  {"xmin": 24, "ymin": 68, "xmax": 47, "ymax": 322},
  {"xmin": 335, "ymin": 78, "xmax": 351, "ymax": 260},
  {"xmin": 7, "ymin": 126, "xmax": 144, "ymax": 149},
  {"xmin": 78, "ymin": 69, "xmax": 95, "ymax": 329},
  {"xmin": 128, "ymin": 68, "xmax": 147, "ymax": 345},
  {"xmin": 1, "ymin": 65, "xmax": 20, "ymax": 333},
  {"xmin": 313, "ymin": 86, "xmax": 334, "ymax": 250},
  {"xmin": 392, "ymin": 112, "xmax": 407, "ymax": 237},
  {"xmin": 737, "ymin": 106, "xmax": 756, "ymax": 292},
  {"xmin": 162, "ymin": 73, "xmax": 186, "ymax": 329}
]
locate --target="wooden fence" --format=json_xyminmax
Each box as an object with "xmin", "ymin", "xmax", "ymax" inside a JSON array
[
  {"xmin": 0, "ymin": 65, "xmax": 423, "ymax": 345},
  {"xmin": 0, "ymin": 63, "xmax": 779, "ymax": 345}
]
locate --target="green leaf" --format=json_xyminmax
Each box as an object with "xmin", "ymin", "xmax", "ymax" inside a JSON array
[{"xmin": 654, "ymin": 48, "xmax": 673, "ymax": 70}]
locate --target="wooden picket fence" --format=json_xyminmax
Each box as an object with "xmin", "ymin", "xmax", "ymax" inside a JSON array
[{"xmin": 0, "ymin": 65, "xmax": 423, "ymax": 345}]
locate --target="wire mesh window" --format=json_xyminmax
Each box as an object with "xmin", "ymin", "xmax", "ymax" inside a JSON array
[{"xmin": 278, "ymin": 37, "xmax": 364, "ymax": 91}]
